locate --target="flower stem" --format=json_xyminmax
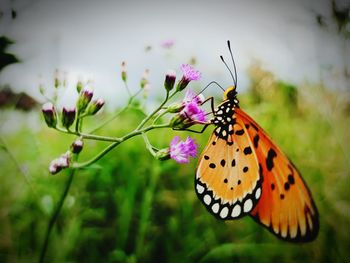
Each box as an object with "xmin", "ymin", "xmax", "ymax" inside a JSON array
[
  {"xmin": 142, "ymin": 133, "xmax": 157, "ymax": 157},
  {"xmin": 124, "ymin": 82, "xmax": 132, "ymax": 97},
  {"xmin": 39, "ymin": 168, "xmax": 76, "ymax": 263},
  {"xmin": 55, "ymin": 127, "xmax": 122, "ymax": 142},
  {"xmin": 136, "ymin": 90, "xmax": 171, "ymax": 130},
  {"xmin": 72, "ymin": 124, "xmax": 170, "ymax": 169}
]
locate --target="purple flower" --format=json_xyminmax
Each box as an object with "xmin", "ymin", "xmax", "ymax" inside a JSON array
[
  {"xmin": 180, "ymin": 64, "xmax": 201, "ymax": 81},
  {"xmin": 160, "ymin": 39, "xmax": 175, "ymax": 49},
  {"xmin": 170, "ymin": 136, "xmax": 198, "ymax": 164},
  {"xmin": 183, "ymin": 89, "xmax": 205, "ymax": 105},
  {"xmin": 176, "ymin": 64, "xmax": 201, "ymax": 91},
  {"xmin": 169, "ymin": 89, "xmax": 207, "ymax": 128},
  {"xmin": 181, "ymin": 89, "xmax": 206, "ymax": 122},
  {"xmin": 182, "ymin": 101, "xmax": 207, "ymax": 122}
]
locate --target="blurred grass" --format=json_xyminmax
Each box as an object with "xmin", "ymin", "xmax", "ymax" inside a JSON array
[{"xmin": 0, "ymin": 66, "xmax": 350, "ymax": 263}]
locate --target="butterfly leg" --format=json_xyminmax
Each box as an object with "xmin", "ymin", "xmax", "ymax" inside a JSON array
[
  {"xmin": 173, "ymin": 123, "xmax": 210, "ymax": 134},
  {"xmin": 200, "ymin": 96, "xmax": 215, "ymax": 114}
]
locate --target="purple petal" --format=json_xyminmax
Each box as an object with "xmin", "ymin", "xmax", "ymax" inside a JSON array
[
  {"xmin": 180, "ymin": 64, "xmax": 201, "ymax": 81},
  {"xmin": 182, "ymin": 102, "xmax": 207, "ymax": 122},
  {"xmin": 169, "ymin": 136, "xmax": 198, "ymax": 164}
]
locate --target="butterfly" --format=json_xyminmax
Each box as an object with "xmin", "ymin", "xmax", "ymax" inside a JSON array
[{"xmin": 195, "ymin": 41, "xmax": 319, "ymax": 242}]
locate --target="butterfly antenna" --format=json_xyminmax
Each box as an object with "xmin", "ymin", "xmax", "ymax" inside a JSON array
[
  {"xmin": 198, "ymin": 80, "xmax": 225, "ymax": 95},
  {"xmin": 227, "ymin": 40, "xmax": 238, "ymax": 87},
  {"xmin": 220, "ymin": 55, "xmax": 236, "ymax": 86}
]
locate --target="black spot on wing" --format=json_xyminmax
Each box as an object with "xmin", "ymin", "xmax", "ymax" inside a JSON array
[
  {"xmin": 284, "ymin": 182, "xmax": 290, "ymax": 191},
  {"xmin": 288, "ymin": 174, "xmax": 295, "ymax": 184},
  {"xmin": 209, "ymin": 163, "xmax": 216, "ymax": 169},
  {"xmin": 220, "ymin": 159, "xmax": 226, "ymax": 167},
  {"xmin": 235, "ymin": 129, "xmax": 244, "ymax": 135},
  {"xmin": 204, "ymin": 155, "xmax": 209, "ymax": 160},
  {"xmin": 243, "ymin": 146, "xmax": 252, "ymax": 155},
  {"xmin": 266, "ymin": 148, "xmax": 277, "ymax": 171},
  {"xmin": 231, "ymin": 159, "xmax": 236, "ymax": 167},
  {"xmin": 253, "ymin": 134, "xmax": 260, "ymax": 148}
]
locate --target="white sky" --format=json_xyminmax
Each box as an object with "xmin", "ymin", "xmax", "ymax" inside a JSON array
[{"xmin": 0, "ymin": 0, "xmax": 349, "ymax": 109}]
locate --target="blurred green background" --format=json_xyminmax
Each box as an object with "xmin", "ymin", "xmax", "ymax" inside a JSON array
[
  {"xmin": 1, "ymin": 63, "xmax": 350, "ymax": 262},
  {"xmin": 1, "ymin": 0, "xmax": 350, "ymax": 262}
]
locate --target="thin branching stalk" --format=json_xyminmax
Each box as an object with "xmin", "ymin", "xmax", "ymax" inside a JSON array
[
  {"xmin": 72, "ymin": 123, "xmax": 170, "ymax": 169},
  {"xmin": 39, "ymin": 167, "xmax": 76, "ymax": 263}
]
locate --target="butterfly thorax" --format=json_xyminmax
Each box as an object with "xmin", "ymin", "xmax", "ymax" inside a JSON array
[
  {"xmin": 211, "ymin": 86, "xmax": 240, "ymax": 139},
  {"xmin": 211, "ymin": 99, "xmax": 238, "ymax": 141}
]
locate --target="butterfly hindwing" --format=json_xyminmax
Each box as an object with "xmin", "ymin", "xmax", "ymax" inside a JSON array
[
  {"xmin": 195, "ymin": 102, "xmax": 263, "ymax": 220},
  {"xmin": 235, "ymin": 108, "xmax": 319, "ymax": 242}
]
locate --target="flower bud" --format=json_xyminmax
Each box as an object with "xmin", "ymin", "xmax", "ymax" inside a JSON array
[
  {"xmin": 76, "ymin": 80, "xmax": 83, "ymax": 93},
  {"xmin": 140, "ymin": 69, "xmax": 149, "ymax": 89},
  {"xmin": 54, "ymin": 69, "xmax": 60, "ymax": 88},
  {"xmin": 49, "ymin": 163, "xmax": 60, "ymax": 175},
  {"xmin": 61, "ymin": 107, "xmax": 76, "ymax": 129},
  {"xmin": 76, "ymin": 87, "xmax": 93, "ymax": 114},
  {"xmin": 169, "ymin": 113, "xmax": 188, "ymax": 129},
  {"xmin": 42, "ymin": 102, "xmax": 57, "ymax": 128},
  {"xmin": 86, "ymin": 98, "xmax": 105, "ymax": 115},
  {"xmin": 71, "ymin": 138, "xmax": 84, "ymax": 154},
  {"xmin": 175, "ymin": 77, "xmax": 189, "ymax": 92},
  {"xmin": 121, "ymin": 61, "xmax": 127, "ymax": 82},
  {"xmin": 167, "ymin": 102, "xmax": 184, "ymax": 113},
  {"xmin": 49, "ymin": 151, "xmax": 71, "ymax": 175},
  {"xmin": 164, "ymin": 70, "xmax": 176, "ymax": 91},
  {"xmin": 155, "ymin": 148, "xmax": 171, "ymax": 161}
]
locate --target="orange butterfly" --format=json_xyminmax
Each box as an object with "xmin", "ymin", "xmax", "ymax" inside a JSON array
[{"xmin": 195, "ymin": 41, "xmax": 319, "ymax": 242}]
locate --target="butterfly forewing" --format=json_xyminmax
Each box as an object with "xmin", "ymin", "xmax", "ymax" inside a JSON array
[
  {"xmin": 235, "ymin": 108, "xmax": 319, "ymax": 242},
  {"xmin": 195, "ymin": 102, "xmax": 263, "ymax": 220}
]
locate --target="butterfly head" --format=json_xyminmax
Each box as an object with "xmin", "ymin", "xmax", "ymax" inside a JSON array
[{"xmin": 224, "ymin": 86, "xmax": 239, "ymax": 105}]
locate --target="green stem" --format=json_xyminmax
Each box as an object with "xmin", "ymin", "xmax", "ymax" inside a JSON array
[
  {"xmin": 128, "ymin": 88, "xmax": 142, "ymax": 104},
  {"xmin": 124, "ymin": 82, "xmax": 132, "ymax": 97},
  {"xmin": 136, "ymin": 90, "xmax": 172, "ymax": 130},
  {"xmin": 142, "ymin": 133, "xmax": 157, "ymax": 157},
  {"xmin": 72, "ymin": 124, "xmax": 170, "ymax": 169},
  {"xmin": 55, "ymin": 127, "xmax": 122, "ymax": 142},
  {"xmin": 75, "ymin": 113, "xmax": 80, "ymax": 132},
  {"xmin": 39, "ymin": 168, "xmax": 76, "ymax": 263},
  {"xmin": 152, "ymin": 110, "xmax": 169, "ymax": 125}
]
